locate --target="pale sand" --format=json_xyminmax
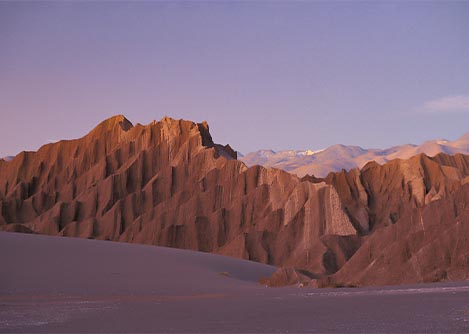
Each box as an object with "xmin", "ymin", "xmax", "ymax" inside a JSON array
[{"xmin": 1, "ymin": 232, "xmax": 469, "ymax": 333}]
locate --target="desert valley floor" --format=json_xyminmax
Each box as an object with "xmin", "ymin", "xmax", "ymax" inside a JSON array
[{"xmin": 1, "ymin": 232, "xmax": 469, "ymax": 333}]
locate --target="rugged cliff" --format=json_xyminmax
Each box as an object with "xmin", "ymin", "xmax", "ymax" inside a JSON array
[
  {"xmin": 0, "ymin": 115, "xmax": 357, "ymax": 277},
  {"xmin": 2, "ymin": 115, "xmax": 468, "ymax": 286},
  {"xmin": 320, "ymin": 153, "xmax": 469, "ymax": 286}
]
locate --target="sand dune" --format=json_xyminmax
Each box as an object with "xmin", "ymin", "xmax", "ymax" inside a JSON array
[{"xmin": 0, "ymin": 231, "xmax": 276, "ymax": 296}]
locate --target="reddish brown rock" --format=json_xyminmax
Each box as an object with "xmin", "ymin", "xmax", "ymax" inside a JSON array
[
  {"xmin": 2, "ymin": 115, "xmax": 469, "ymax": 287},
  {"xmin": 320, "ymin": 153, "xmax": 469, "ymax": 286},
  {"xmin": 0, "ymin": 115, "xmax": 356, "ymax": 277},
  {"xmin": 259, "ymin": 267, "xmax": 315, "ymax": 287}
]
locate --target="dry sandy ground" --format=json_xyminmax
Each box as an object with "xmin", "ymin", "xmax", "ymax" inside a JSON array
[{"xmin": 1, "ymin": 232, "xmax": 469, "ymax": 333}]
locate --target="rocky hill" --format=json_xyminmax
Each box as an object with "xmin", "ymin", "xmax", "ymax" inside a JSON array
[
  {"xmin": 0, "ymin": 115, "xmax": 357, "ymax": 277},
  {"xmin": 319, "ymin": 153, "xmax": 469, "ymax": 286},
  {"xmin": 1, "ymin": 115, "xmax": 468, "ymax": 286}
]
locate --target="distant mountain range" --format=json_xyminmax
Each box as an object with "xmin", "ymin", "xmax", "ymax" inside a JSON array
[{"xmin": 240, "ymin": 133, "xmax": 469, "ymax": 177}]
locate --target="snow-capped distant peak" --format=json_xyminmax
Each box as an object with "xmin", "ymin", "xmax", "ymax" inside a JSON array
[
  {"xmin": 297, "ymin": 150, "xmax": 315, "ymax": 156},
  {"xmin": 239, "ymin": 132, "xmax": 469, "ymax": 178},
  {"xmin": 296, "ymin": 149, "xmax": 324, "ymax": 156}
]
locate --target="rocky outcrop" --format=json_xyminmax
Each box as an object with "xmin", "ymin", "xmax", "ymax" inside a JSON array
[
  {"xmin": 325, "ymin": 153, "xmax": 469, "ymax": 233},
  {"xmin": 318, "ymin": 153, "xmax": 469, "ymax": 286},
  {"xmin": 259, "ymin": 267, "xmax": 315, "ymax": 287},
  {"xmin": 2, "ymin": 115, "xmax": 469, "ymax": 287},
  {"xmin": 0, "ymin": 115, "xmax": 357, "ymax": 277}
]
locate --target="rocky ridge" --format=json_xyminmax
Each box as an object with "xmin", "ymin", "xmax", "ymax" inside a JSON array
[
  {"xmin": 0, "ymin": 115, "xmax": 356, "ymax": 277},
  {"xmin": 1, "ymin": 115, "xmax": 469, "ymax": 286}
]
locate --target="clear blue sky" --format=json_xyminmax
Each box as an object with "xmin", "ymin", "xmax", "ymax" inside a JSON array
[{"xmin": 1, "ymin": 1, "xmax": 469, "ymax": 156}]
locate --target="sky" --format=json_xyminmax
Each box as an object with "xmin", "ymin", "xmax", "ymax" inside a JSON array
[{"xmin": 1, "ymin": 1, "xmax": 469, "ymax": 157}]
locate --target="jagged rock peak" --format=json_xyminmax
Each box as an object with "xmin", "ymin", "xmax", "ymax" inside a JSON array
[
  {"xmin": 151, "ymin": 116, "xmax": 215, "ymax": 149},
  {"xmin": 83, "ymin": 115, "xmax": 219, "ymax": 152},
  {"xmin": 92, "ymin": 114, "xmax": 134, "ymax": 132}
]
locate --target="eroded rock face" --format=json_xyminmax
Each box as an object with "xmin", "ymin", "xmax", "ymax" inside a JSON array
[
  {"xmin": 0, "ymin": 115, "xmax": 356, "ymax": 276},
  {"xmin": 2, "ymin": 115, "xmax": 469, "ymax": 287},
  {"xmin": 319, "ymin": 153, "xmax": 469, "ymax": 286},
  {"xmin": 323, "ymin": 187, "xmax": 469, "ymax": 286}
]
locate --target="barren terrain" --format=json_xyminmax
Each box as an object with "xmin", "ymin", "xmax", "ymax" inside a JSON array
[{"xmin": 2, "ymin": 232, "xmax": 469, "ymax": 333}]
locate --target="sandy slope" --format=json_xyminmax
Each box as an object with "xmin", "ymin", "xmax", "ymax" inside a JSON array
[
  {"xmin": 1, "ymin": 232, "xmax": 469, "ymax": 333},
  {"xmin": 0, "ymin": 231, "xmax": 276, "ymax": 296}
]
